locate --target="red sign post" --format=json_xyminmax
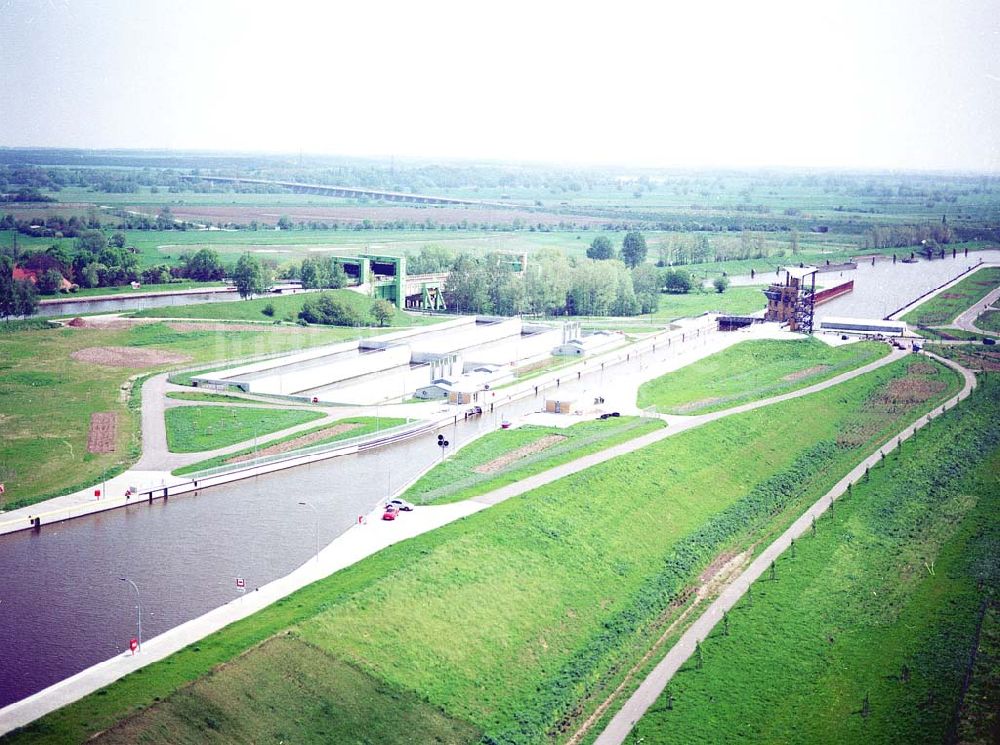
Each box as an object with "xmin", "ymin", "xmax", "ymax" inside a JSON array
[{"xmin": 129, "ymin": 637, "xmax": 138, "ymax": 654}]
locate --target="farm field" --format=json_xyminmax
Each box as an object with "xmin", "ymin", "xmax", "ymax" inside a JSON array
[
  {"xmin": 6, "ymin": 355, "xmax": 960, "ymax": 745},
  {"xmin": 0, "ymin": 320, "xmax": 355, "ymax": 509},
  {"xmin": 637, "ymin": 337, "xmax": 889, "ymax": 414},
  {"xmin": 129, "ymin": 288, "xmax": 438, "ymax": 326},
  {"xmin": 163, "ymin": 405, "xmax": 324, "ymax": 453},
  {"xmin": 902, "ymin": 266, "xmax": 1000, "ymax": 328},
  {"xmin": 173, "ymin": 416, "xmax": 408, "ymax": 476},
  {"xmin": 402, "ymin": 416, "xmax": 666, "ymax": 505},
  {"xmin": 629, "ymin": 376, "xmax": 1000, "ymax": 745}
]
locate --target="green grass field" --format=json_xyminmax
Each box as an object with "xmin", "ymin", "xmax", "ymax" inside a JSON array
[
  {"xmin": 976, "ymin": 308, "xmax": 1000, "ymax": 333},
  {"xmin": 5, "ymin": 356, "xmax": 959, "ymax": 745},
  {"xmin": 925, "ymin": 343, "xmax": 1000, "ymax": 372},
  {"xmin": 173, "ymin": 416, "xmax": 407, "ymax": 475},
  {"xmin": 902, "ymin": 266, "xmax": 1000, "ymax": 328},
  {"xmin": 163, "ymin": 405, "xmax": 324, "ymax": 453},
  {"xmin": 402, "ymin": 417, "xmax": 665, "ymax": 504},
  {"xmin": 647, "ymin": 286, "xmax": 766, "ymax": 320},
  {"xmin": 0, "ymin": 321, "xmax": 350, "ymax": 509},
  {"xmin": 629, "ymin": 376, "xmax": 1000, "ymax": 745},
  {"xmin": 164, "ymin": 391, "xmax": 246, "ymax": 403},
  {"xmin": 130, "ymin": 288, "xmax": 433, "ymax": 326},
  {"xmin": 637, "ymin": 337, "xmax": 889, "ymax": 414},
  {"xmin": 89, "ymin": 635, "xmax": 480, "ymax": 745}
]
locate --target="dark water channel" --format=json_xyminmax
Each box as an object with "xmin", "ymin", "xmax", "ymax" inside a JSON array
[
  {"xmin": 34, "ymin": 290, "xmax": 289, "ymax": 318},
  {"xmin": 0, "ymin": 375, "xmax": 603, "ymax": 708}
]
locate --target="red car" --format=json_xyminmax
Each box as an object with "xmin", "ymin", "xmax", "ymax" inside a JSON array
[{"xmin": 382, "ymin": 504, "xmax": 400, "ymax": 521}]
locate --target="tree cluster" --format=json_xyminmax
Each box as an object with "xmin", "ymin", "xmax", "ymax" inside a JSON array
[
  {"xmin": 296, "ymin": 257, "xmax": 348, "ymax": 290},
  {"xmin": 0, "ymin": 255, "xmax": 39, "ymax": 318}
]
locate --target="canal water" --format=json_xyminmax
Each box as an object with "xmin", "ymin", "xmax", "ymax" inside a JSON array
[
  {"xmin": 722, "ymin": 249, "xmax": 1000, "ymax": 321},
  {"xmin": 34, "ymin": 289, "xmax": 293, "ymax": 318},
  {"xmin": 0, "ymin": 370, "xmax": 609, "ymax": 708}
]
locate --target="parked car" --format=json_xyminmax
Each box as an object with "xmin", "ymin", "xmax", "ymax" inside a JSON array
[
  {"xmin": 984, "ymin": 337, "xmax": 996, "ymax": 346},
  {"xmin": 386, "ymin": 498, "xmax": 415, "ymax": 512},
  {"xmin": 382, "ymin": 504, "xmax": 400, "ymax": 521}
]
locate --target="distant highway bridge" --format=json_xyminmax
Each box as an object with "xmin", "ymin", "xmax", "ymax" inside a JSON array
[{"xmin": 179, "ymin": 175, "xmax": 511, "ymax": 208}]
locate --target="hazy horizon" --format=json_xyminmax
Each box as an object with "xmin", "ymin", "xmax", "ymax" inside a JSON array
[{"xmin": 1, "ymin": 0, "xmax": 998, "ymax": 173}]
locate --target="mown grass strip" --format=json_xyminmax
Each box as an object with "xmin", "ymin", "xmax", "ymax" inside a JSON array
[
  {"xmin": 163, "ymin": 406, "xmax": 324, "ymax": 453},
  {"xmin": 172, "ymin": 416, "xmax": 407, "ymax": 475},
  {"xmin": 638, "ymin": 337, "xmax": 889, "ymax": 414},
  {"xmin": 902, "ymin": 266, "xmax": 1000, "ymax": 327},
  {"xmin": 164, "ymin": 391, "xmax": 246, "ymax": 403},
  {"xmin": 403, "ymin": 417, "xmax": 665, "ymax": 505}
]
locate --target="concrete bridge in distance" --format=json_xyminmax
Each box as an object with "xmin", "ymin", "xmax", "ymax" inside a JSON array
[{"xmin": 179, "ymin": 175, "xmax": 511, "ymax": 207}]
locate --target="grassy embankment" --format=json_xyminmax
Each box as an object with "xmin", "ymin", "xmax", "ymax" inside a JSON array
[
  {"xmin": 976, "ymin": 308, "xmax": 1000, "ymax": 333},
  {"xmin": 163, "ymin": 406, "xmax": 324, "ymax": 453},
  {"xmin": 926, "ymin": 343, "xmax": 1000, "ymax": 373},
  {"xmin": 173, "ymin": 416, "xmax": 408, "ymax": 476},
  {"xmin": 0, "ymin": 321, "xmax": 357, "ymax": 510},
  {"xmin": 164, "ymin": 391, "xmax": 245, "ymax": 403},
  {"xmin": 902, "ymin": 266, "xmax": 1000, "ymax": 330},
  {"xmin": 402, "ymin": 417, "xmax": 666, "ymax": 505},
  {"xmin": 638, "ymin": 337, "xmax": 889, "ymax": 414},
  {"xmin": 629, "ymin": 375, "xmax": 1000, "ymax": 745},
  {"xmin": 2, "ymin": 355, "xmax": 959, "ymax": 745},
  {"xmin": 130, "ymin": 288, "xmax": 435, "ymax": 326}
]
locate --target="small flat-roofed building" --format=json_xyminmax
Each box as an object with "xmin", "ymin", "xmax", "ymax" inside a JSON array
[
  {"xmin": 413, "ymin": 364, "xmax": 514, "ymax": 402},
  {"xmin": 544, "ymin": 397, "xmax": 577, "ymax": 414},
  {"xmin": 817, "ymin": 316, "xmax": 906, "ymax": 336},
  {"xmin": 553, "ymin": 331, "xmax": 621, "ymax": 357}
]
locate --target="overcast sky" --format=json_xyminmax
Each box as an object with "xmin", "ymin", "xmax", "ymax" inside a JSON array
[{"xmin": 1, "ymin": 0, "xmax": 998, "ymax": 172}]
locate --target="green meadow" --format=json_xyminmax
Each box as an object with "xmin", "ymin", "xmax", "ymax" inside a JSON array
[{"xmin": 637, "ymin": 337, "xmax": 889, "ymax": 414}]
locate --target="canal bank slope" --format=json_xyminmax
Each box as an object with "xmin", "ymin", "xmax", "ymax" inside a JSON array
[{"xmin": 0, "ymin": 343, "xmax": 928, "ymax": 737}]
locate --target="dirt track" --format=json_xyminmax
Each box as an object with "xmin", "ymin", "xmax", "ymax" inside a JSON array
[
  {"xmin": 473, "ymin": 434, "xmax": 566, "ymax": 474},
  {"xmin": 71, "ymin": 347, "xmax": 191, "ymax": 368},
  {"xmin": 87, "ymin": 413, "xmax": 117, "ymax": 453}
]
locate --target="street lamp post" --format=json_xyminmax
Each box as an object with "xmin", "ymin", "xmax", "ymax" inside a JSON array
[
  {"xmin": 298, "ymin": 501, "xmax": 319, "ymax": 562},
  {"xmin": 119, "ymin": 576, "xmax": 141, "ymax": 653}
]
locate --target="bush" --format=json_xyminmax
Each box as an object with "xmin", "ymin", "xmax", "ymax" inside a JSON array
[
  {"xmin": 36, "ymin": 268, "xmax": 64, "ymax": 295},
  {"xmin": 261, "ymin": 302, "xmax": 275, "ymax": 317},
  {"xmin": 298, "ymin": 294, "xmax": 362, "ymax": 326},
  {"xmin": 713, "ymin": 276, "xmax": 730, "ymax": 294},
  {"xmin": 664, "ymin": 269, "xmax": 692, "ymax": 294}
]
